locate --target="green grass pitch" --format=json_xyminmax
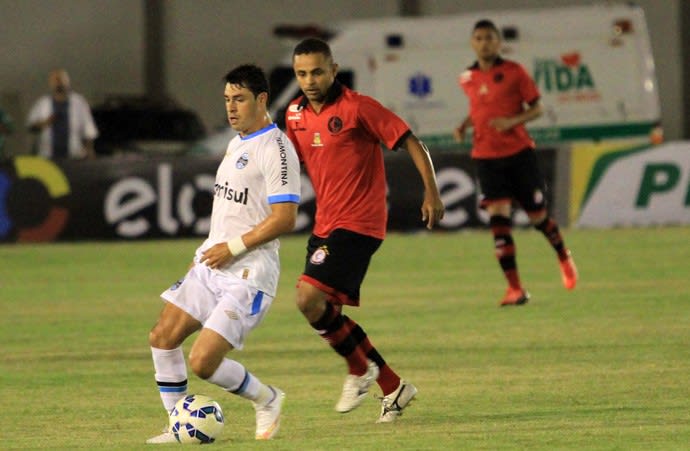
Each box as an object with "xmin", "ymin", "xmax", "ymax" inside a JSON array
[{"xmin": 1, "ymin": 227, "xmax": 689, "ymax": 450}]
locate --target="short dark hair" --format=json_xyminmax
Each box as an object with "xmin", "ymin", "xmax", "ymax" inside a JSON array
[
  {"xmin": 223, "ymin": 64, "xmax": 269, "ymax": 99},
  {"xmin": 293, "ymin": 38, "xmax": 333, "ymax": 60},
  {"xmin": 473, "ymin": 19, "xmax": 500, "ymax": 35}
]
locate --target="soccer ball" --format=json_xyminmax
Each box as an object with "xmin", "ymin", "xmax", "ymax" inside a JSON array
[{"xmin": 169, "ymin": 394, "xmax": 225, "ymax": 444}]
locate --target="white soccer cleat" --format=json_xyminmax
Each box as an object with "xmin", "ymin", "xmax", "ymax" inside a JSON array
[
  {"xmin": 377, "ymin": 380, "xmax": 418, "ymax": 423},
  {"xmin": 335, "ymin": 360, "xmax": 380, "ymax": 413},
  {"xmin": 254, "ymin": 386, "xmax": 285, "ymax": 440},
  {"xmin": 146, "ymin": 427, "xmax": 177, "ymax": 444}
]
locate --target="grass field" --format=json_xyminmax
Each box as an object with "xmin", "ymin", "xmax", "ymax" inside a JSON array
[{"xmin": 1, "ymin": 227, "xmax": 689, "ymax": 450}]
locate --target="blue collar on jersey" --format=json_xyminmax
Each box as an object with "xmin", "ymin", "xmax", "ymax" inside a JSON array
[{"xmin": 240, "ymin": 123, "xmax": 277, "ymax": 140}]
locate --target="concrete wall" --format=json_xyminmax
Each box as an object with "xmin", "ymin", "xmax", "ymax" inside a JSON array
[
  {"xmin": 0, "ymin": 0, "xmax": 144, "ymax": 153},
  {"xmin": 0, "ymin": 0, "xmax": 682, "ymax": 156}
]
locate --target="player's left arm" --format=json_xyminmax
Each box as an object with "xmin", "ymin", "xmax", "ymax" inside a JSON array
[
  {"xmin": 491, "ymin": 100, "xmax": 542, "ymax": 132},
  {"xmin": 201, "ymin": 202, "xmax": 298, "ymax": 269},
  {"xmin": 400, "ymin": 134, "xmax": 445, "ymax": 230},
  {"xmin": 358, "ymin": 96, "xmax": 444, "ymax": 229},
  {"xmin": 491, "ymin": 64, "xmax": 543, "ymax": 132}
]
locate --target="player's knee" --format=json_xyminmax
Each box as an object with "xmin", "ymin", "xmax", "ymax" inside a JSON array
[
  {"xmin": 188, "ymin": 349, "xmax": 217, "ymax": 380},
  {"xmin": 487, "ymin": 201, "xmax": 511, "ymax": 217},
  {"xmin": 527, "ymin": 210, "xmax": 548, "ymax": 226},
  {"xmin": 296, "ymin": 282, "xmax": 324, "ymax": 318},
  {"xmin": 149, "ymin": 325, "xmax": 175, "ymax": 349}
]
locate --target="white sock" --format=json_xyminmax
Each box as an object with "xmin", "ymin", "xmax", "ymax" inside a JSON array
[
  {"xmin": 151, "ymin": 346, "xmax": 187, "ymax": 412},
  {"xmin": 207, "ymin": 358, "xmax": 273, "ymax": 405}
]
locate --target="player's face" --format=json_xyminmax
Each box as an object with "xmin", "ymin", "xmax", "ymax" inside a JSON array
[
  {"xmin": 224, "ymin": 83, "xmax": 267, "ymax": 136},
  {"xmin": 49, "ymin": 70, "xmax": 70, "ymax": 95},
  {"xmin": 471, "ymin": 28, "xmax": 501, "ymax": 61},
  {"xmin": 293, "ymin": 52, "xmax": 337, "ymax": 104}
]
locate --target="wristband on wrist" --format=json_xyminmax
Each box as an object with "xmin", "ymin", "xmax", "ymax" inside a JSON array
[{"xmin": 226, "ymin": 236, "xmax": 247, "ymax": 256}]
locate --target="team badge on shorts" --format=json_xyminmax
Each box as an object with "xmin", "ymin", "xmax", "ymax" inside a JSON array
[
  {"xmin": 236, "ymin": 152, "xmax": 249, "ymax": 169},
  {"xmin": 534, "ymin": 189, "xmax": 544, "ymax": 205},
  {"xmin": 169, "ymin": 277, "xmax": 185, "ymax": 291},
  {"xmin": 310, "ymin": 245, "xmax": 329, "ymax": 265}
]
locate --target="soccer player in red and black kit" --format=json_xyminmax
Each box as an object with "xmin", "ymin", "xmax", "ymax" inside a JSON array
[
  {"xmin": 454, "ymin": 19, "xmax": 578, "ymax": 306},
  {"xmin": 286, "ymin": 38, "xmax": 445, "ymax": 423}
]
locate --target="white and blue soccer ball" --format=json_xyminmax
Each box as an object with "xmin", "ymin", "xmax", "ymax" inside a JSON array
[{"xmin": 169, "ymin": 394, "xmax": 225, "ymax": 444}]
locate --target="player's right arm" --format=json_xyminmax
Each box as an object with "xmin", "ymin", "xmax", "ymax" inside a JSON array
[
  {"xmin": 238, "ymin": 202, "xmax": 298, "ymax": 249},
  {"xmin": 201, "ymin": 202, "xmax": 298, "ymax": 270},
  {"xmin": 453, "ymin": 115, "xmax": 472, "ymax": 143}
]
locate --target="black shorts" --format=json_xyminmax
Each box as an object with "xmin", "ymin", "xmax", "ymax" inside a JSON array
[
  {"xmin": 299, "ymin": 228, "xmax": 382, "ymax": 306},
  {"xmin": 475, "ymin": 148, "xmax": 547, "ymax": 212}
]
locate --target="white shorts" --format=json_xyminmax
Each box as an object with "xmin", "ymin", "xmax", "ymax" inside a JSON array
[{"xmin": 160, "ymin": 263, "xmax": 273, "ymax": 350}]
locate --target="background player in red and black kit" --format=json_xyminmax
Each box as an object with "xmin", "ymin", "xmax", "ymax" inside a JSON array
[
  {"xmin": 286, "ymin": 38, "xmax": 445, "ymax": 423},
  {"xmin": 454, "ymin": 19, "xmax": 578, "ymax": 306}
]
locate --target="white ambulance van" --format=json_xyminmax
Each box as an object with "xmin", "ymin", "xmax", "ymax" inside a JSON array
[{"xmin": 268, "ymin": 2, "xmax": 662, "ymax": 149}]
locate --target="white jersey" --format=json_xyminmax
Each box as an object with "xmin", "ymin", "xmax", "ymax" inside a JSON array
[{"xmin": 196, "ymin": 123, "xmax": 301, "ymax": 296}]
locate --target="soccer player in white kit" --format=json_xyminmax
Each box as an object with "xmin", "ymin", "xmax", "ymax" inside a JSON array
[{"xmin": 146, "ymin": 64, "xmax": 301, "ymax": 443}]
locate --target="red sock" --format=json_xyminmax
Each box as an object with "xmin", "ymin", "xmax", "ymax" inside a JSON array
[
  {"xmin": 490, "ymin": 215, "xmax": 522, "ymax": 290},
  {"xmin": 310, "ymin": 303, "xmax": 368, "ymax": 375},
  {"xmin": 535, "ymin": 217, "xmax": 568, "ymax": 260},
  {"xmin": 348, "ymin": 319, "xmax": 401, "ymax": 395}
]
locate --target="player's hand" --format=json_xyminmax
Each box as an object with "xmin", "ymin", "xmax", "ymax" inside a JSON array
[
  {"xmin": 453, "ymin": 125, "xmax": 466, "ymax": 142},
  {"xmin": 200, "ymin": 242, "xmax": 233, "ymax": 269},
  {"xmin": 42, "ymin": 115, "xmax": 55, "ymax": 129},
  {"xmin": 489, "ymin": 117, "xmax": 515, "ymax": 132},
  {"xmin": 421, "ymin": 194, "xmax": 445, "ymax": 230}
]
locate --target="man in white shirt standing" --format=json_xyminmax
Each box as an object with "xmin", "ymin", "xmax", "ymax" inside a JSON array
[
  {"xmin": 146, "ymin": 64, "xmax": 301, "ymax": 444},
  {"xmin": 26, "ymin": 69, "xmax": 98, "ymax": 159}
]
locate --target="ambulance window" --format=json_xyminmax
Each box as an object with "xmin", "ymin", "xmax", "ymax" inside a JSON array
[{"xmin": 268, "ymin": 66, "xmax": 299, "ymax": 108}]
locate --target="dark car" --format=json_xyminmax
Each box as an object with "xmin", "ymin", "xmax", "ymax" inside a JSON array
[{"xmin": 92, "ymin": 96, "xmax": 206, "ymax": 156}]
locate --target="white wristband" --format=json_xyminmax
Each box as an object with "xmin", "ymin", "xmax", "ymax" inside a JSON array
[{"xmin": 226, "ymin": 236, "xmax": 248, "ymax": 256}]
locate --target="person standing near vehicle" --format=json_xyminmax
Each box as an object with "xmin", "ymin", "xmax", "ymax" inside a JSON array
[
  {"xmin": 0, "ymin": 106, "xmax": 13, "ymax": 159},
  {"xmin": 286, "ymin": 38, "xmax": 445, "ymax": 423},
  {"xmin": 146, "ymin": 64, "xmax": 300, "ymax": 443},
  {"xmin": 26, "ymin": 69, "xmax": 98, "ymax": 159},
  {"xmin": 454, "ymin": 19, "xmax": 578, "ymax": 306}
]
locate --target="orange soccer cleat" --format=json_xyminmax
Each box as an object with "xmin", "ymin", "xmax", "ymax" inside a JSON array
[
  {"xmin": 500, "ymin": 288, "xmax": 530, "ymax": 306},
  {"xmin": 559, "ymin": 251, "xmax": 578, "ymax": 290}
]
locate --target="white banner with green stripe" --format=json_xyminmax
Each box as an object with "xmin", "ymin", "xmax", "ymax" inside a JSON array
[{"xmin": 574, "ymin": 141, "xmax": 690, "ymax": 227}]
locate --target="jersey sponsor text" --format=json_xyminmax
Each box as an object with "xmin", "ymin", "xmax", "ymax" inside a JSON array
[{"xmin": 214, "ymin": 181, "xmax": 249, "ymax": 205}]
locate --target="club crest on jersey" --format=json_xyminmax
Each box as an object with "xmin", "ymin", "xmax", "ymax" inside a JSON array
[
  {"xmin": 310, "ymin": 245, "xmax": 329, "ymax": 265},
  {"xmin": 312, "ymin": 132, "xmax": 324, "ymax": 147},
  {"xmin": 328, "ymin": 116, "xmax": 343, "ymax": 133},
  {"xmin": 236, "ymin": 152, "xmax": 249, "ymax": 169}
]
